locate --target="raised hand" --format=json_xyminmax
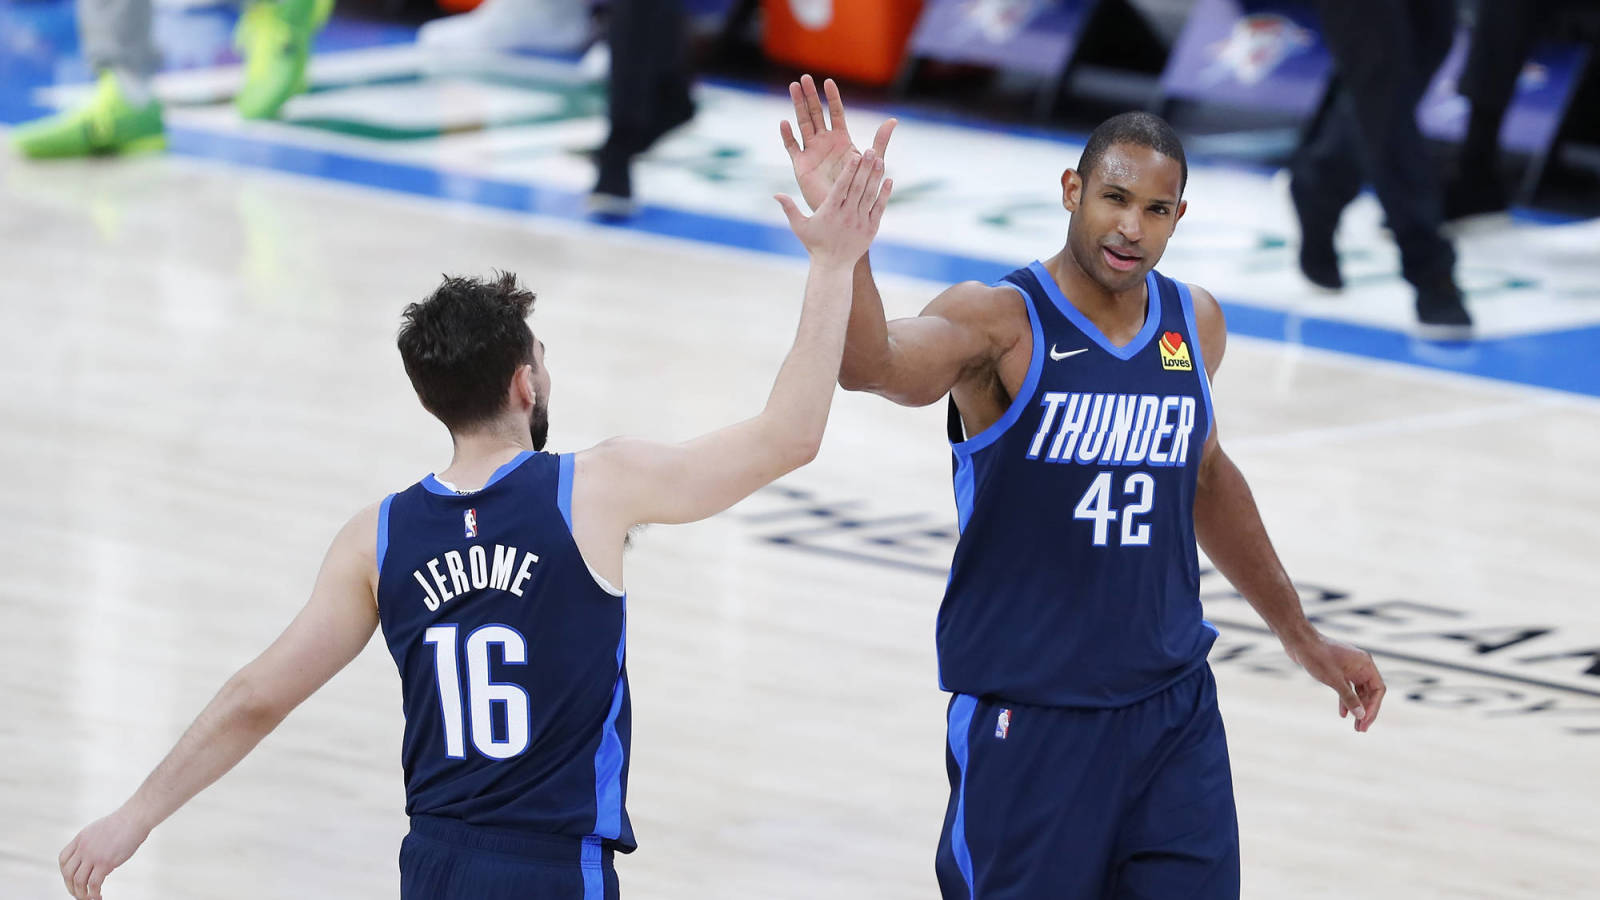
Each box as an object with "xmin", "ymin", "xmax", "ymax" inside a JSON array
[
  {"xmin": 780, "ymin": 75, "xmax": 897, "ymax": 212},
  {"xmin": 775, "ymin": 149, "xmax": 893, "ymax": 267},
  {"xmin": 1284, "ymin": 632, "xmax": 1387, "ymax": 733}
]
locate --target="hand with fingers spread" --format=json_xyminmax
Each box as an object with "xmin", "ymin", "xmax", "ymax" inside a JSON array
[
  {"xmin": 1283, "ymin": 631, "xmax": 1388, "ymax": 733},
  {"xmin": 775, "ymin": 149, "xmax": 894, "ymax": 267},
  {"xmin": 59, "ymin": 810, "xmax": 149, "ymax": 899},
  {"xmin": 780, "ymin": 74, "xmax": 897, "ymax": 212}
]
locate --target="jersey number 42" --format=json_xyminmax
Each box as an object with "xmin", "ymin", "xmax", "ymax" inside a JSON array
[{"xmin": 1073, "ymin": 471, "xmax": 1155, "ymax": 547}]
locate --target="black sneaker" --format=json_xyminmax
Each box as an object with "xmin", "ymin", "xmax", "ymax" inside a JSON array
[
  {"xmin": 1415, "ymin": 279, "xmax": 1474, "ymax": 342},
  {"xmin": 1298, "ymin": 234, "xmax": 1343, "ymax": 291},
  {"xmin": 1289, "ymin": 174, "xmax": 1342, "ymax": 291},
  {"xmin": 588, "ymin": 150, "xmax": 636, "ymax": 218}
]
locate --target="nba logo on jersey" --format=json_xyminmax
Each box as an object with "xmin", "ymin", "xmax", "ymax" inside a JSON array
[
  {"xmin": 1160, "ymin": 332, "xmax": 1193, "ymax": 372},
  {"xmin": 463, "ymin": 508, "xmax": 478, "ymax": 539},
  {"xmin": 995, "ymin": 708, "xmax": 1012, "ymax": 739}
]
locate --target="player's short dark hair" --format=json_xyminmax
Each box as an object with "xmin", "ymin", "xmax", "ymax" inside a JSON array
[
  {"xmin": 397, "ymin": 272, "xmax": 538, "ymax": 432},
  {"xmin": 1077, "ymin": 111, "xmax": 1188, "ymax": 195}
]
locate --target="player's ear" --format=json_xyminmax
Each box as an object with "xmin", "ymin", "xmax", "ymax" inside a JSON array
[
  {"xmin": 1175, "ymin": 198, "xmax": 1188, "ymax": 227},
  {"xmin": 511, "ymin": 364, "xmax": 536, "ymax": 409},
  {"xmin": 1062, "ymin": 169, "xmax": 1084, "ymax": 212}
]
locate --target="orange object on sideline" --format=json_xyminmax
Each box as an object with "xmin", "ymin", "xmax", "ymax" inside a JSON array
[
  {"xmin": 437, "ymin": 0, "xmax": 483, "ymax": 13},
  {"xmin": 762, "ymin": 0, "xmax": 925, "ymax": 86}
]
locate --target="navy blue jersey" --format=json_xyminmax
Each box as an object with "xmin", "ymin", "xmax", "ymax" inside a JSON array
[
  {"xmin": 938, "ymin": 262, "xmax": 1217, "ymax": 708},
  {"xmin": 376, "ymin": 451, "xmax": 635, "ymax": 852}
]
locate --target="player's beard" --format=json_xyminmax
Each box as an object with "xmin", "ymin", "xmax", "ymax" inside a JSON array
[{"xmin": 529, "ymin": 397, "xmax": 549, "ymax": 451}]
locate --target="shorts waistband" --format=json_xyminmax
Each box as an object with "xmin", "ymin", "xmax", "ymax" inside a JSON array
[{"xmin": 408, "ymin": 815, "xmax": 612, "ymax": 867}]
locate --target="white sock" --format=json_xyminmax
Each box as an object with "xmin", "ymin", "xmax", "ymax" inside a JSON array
[{"xmin": 112, "ymin": 68, "xmax": 155, "ymax": 106}]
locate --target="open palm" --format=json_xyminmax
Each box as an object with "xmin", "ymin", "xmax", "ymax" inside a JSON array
[{"xmin": 780, "ymin": 75, "xmax": 896, "ymax": 211}]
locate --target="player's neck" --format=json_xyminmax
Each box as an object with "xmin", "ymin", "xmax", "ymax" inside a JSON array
[
  {"xmin": 1045, "ymin": 249, "xmax": 1148, "ymax": 337},
  {"xmin": 437, "ymin": 424, "xmax": 534, "ymax": 492}
]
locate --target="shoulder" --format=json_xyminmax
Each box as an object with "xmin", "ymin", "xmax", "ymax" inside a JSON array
[
  {"xmin": 1183, "ymin": 282, "xmax": 1226, "ymax": 378},
  {"xmin": 924, "ymin": 279, "xmax": 1032, "ymax": 354},
  {"xmin": 343, "ymin": 499, "xmax": 384, "ymax": 551}
]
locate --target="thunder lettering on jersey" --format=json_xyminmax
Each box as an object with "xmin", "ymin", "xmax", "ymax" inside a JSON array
[
  {"xmin": 938, "ymin": 262, "xmax": 1217, "ymax": 708},
  {"xmin": 376, "ymin": 451, "xmax": 635, "ymax": 851}
]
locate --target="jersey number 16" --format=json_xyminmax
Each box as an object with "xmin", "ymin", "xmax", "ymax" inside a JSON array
[{"xmin": 424, "ymin": 624, "xmax": 531, "ymax": 760}]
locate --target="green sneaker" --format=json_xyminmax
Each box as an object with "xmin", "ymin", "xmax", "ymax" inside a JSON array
[
  {"xmin": 11, "ymin": 71, "xmax": 166, "ymax": 159},
  {"xmin": 233, "ymin": 0, "xmax": 334, "ymax": 120}
]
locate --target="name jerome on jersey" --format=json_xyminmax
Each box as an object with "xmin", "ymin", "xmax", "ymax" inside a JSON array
[
  {"xmin": 1027, "ymin": 392, "xmax": 1198, "ymax": 466},
  {"xmin": 411, "ymin": 544, "xmax": 541, "ymax": 611}
]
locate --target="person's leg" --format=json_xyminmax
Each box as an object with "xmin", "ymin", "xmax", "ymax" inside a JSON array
[
  {"xmin": 11, "ymin": 0, "xmax": 165, "ymax": 158},
  {"xmin": 81, "ymin": 0, "xmax": 160, "ymax": 83},
  {"xmin": 233, "ymin": 0, "xmax": 334, "ymax": 120},
  {"xmin": 1109, "ymin": 666, "xmax": 1239, "ymax": 900},
  {"xmin": 1449, "ymin": 0, "xmax": 1542, "ymax": 217},
  {"xmin": 935, "ymin": 694, "xmax": 1123, "ymax": 899},
  {"xmin": 1289, "ymin": 80, "xmax": 1367, "ymax": 289},
  {"xmin": 1316, "ymin": 0, "xmax": 1471, "ymax": 336},
  {"xmin": 591, "ymin": 0, "xmax": 693, "ymax": 211}
]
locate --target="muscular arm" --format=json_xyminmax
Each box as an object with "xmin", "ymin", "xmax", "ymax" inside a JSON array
[
  {"xmin": 60, "ymin": 504, "xmax": 383, "ymax": 899},
  {"xmin": 1188, "ymin": 284, "xmax": 1386, "ymax": 733},
  {"xmin": 776, "ymin": 76, "xmax": 1008, "ymax": 408},
  {"xmin": 838, "ymin": 267, "xmax": 1018, "ymax": 408}
]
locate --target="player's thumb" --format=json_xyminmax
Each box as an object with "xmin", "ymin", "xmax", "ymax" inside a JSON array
[{"xmin": 774, "ymin": 193, "xmax": 806, "ymax": 231}]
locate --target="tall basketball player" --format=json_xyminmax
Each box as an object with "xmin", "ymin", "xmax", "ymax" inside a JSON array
[
  {"xmin": 56, "ymin": 151, "xmax": 893, "ymax": 900},
  {"xmin": 781, "ymin": 76, "xmax": 1387, "ymax": 898}
]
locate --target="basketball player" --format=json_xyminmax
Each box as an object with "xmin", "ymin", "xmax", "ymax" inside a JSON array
[
  {"xmin": 56, "ymin": 151, "xmax": 893, "ymax": 900},
  {"xmin": 780, "ymin": 76, "xmax": 1387, "ymax": 898}
]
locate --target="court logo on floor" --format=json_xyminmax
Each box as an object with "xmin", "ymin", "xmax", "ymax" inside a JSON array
[{"xmin": 1160, "ymin": 331, "xmax": 1193, "ymax": 372}]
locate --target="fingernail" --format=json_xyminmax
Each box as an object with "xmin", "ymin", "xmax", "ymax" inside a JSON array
[{"xmin": 1354, "ymin": 706, "xmax": 1366, "ymax": 720}]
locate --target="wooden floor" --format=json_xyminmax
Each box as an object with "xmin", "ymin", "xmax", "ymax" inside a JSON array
[{"xmin": 2, "ymin": 151, "xmax": 1597, "ymax": 899}]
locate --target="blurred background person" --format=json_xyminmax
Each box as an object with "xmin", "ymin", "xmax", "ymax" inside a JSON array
[
  {"xmin": 1289, "ymin": 0, "xmax": 1474, "ymax": 340},
  {"xmin": 588, "ymin": 0, "xmax": 695, "ymax": 215},
  {"xmin": 10, "ymin": 0, "xmax": 333, "ymax": 158},
  {"xmin": 415, "ymin": 0, "xmax": 592, "ymax": 54}
]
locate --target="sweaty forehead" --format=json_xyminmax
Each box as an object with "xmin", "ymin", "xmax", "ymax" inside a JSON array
[{"xmin": 1087, "ymin": 144, "xmax": 1182, "ymax": 199}]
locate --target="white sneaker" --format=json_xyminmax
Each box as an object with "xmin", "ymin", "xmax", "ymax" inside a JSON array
[{"xmin": 417, "ymin": 0, "xmax": 592, "ymax": 53}]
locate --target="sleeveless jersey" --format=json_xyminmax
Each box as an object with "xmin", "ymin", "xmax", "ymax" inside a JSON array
[
  {"xmin": 376, "ymin": 451, "xmax": 635, "ymax": 852},
  {"xmin": 937, "ymin": 262, "xmax": 1217, "ymax": 708}
]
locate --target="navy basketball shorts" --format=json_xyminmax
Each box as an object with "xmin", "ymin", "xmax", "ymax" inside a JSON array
[
  {"xmin": 935, "ymin": 664, "xmax": 1239, "ymax": 899},
  {"xmin": 399, "ymin": 815, "xmax": 620, "ymax": 900}
]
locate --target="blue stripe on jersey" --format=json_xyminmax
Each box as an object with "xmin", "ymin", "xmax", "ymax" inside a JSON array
[
  {"xmin": 948, "ymin": 693, "xmax": 979, "ymax": 896},
  {"xmin": 1176, "ymin": 281, "xmax": 1217, "ymax": 441},
  {"xmin": 377, "ymin": 493, "xmax": 395, "ymax": 569},
  {"xmin": 951, "ymin": 282, "xmax": 1042, "ymax": 533},
  {"xmin": 420, "ymin": 450, "xmax": 537, "ymax": 496},
  {"xmin": 953, "ymin": 454, "xmax": 977, "ymax": 534},
  {"xmin": 558, "ymin": 452, "xmax": 575, "ymax": 531},
  {"xmin": 581, "ymin": 837, "xmax": 605, "ymax": 899},
  {"xmin": 951, "ymin": 282, "xmax": 1045, "ymax": 456},
  {"xmin": 592, "ymin": 605, "xmax": 627, "ymax": 839},
  {"xmin": 1029, "ymin": 260, "xmax": 1161, "ymax": 360}
]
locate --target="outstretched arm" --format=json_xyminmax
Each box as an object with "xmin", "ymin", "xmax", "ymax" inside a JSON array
[
  {"xmin": 58, "ymin": 504, "xmax": 382, "ymax": 900},
  {"xmin": 779, "ymin": 75, "xmax": 1007, "ymax": 406},
  {"xmin": 1188, "ymin": 284, "xmax": 1386, "ymax": 733},
  {"xmin": 573, "ymin": 150, "xmax": 893, "ymax": 555}
]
